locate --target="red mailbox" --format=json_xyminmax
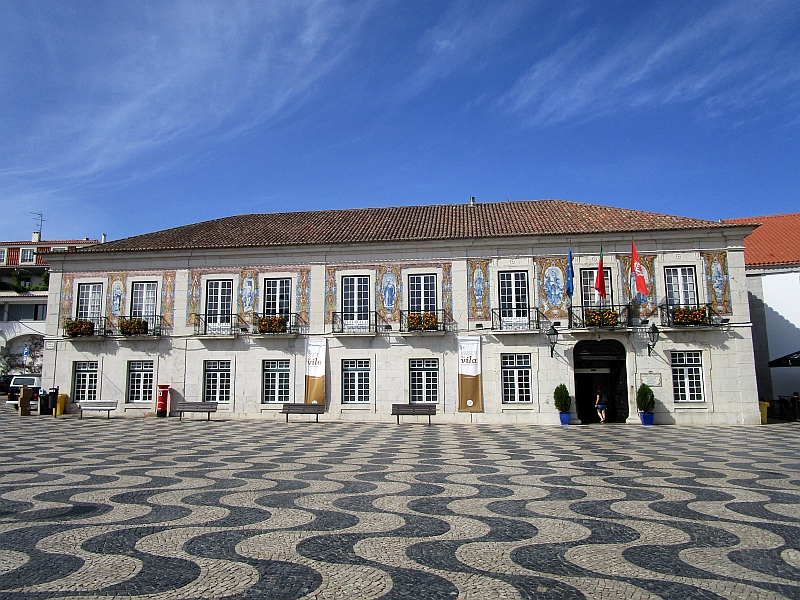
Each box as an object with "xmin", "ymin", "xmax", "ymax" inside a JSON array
[{"xmin": 157, "ymin": 384, "xmax": 170, "ymax": 417}]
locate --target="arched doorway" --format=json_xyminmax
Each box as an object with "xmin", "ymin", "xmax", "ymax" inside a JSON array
[{"xmin": 573, "ymin": 340, "xmax": 628, "ymax": 423}]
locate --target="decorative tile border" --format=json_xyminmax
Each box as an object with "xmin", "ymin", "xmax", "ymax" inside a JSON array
[
  {"xmin": 467, "ymin": 259, "xmax": 489, "ymax": 320},
  {"xmin": 702, "ymin": 251, "xmax": 732, "ymax": 315},
  {"xmin": 536, "ymin": 257, "xmax": 569, "ymax": 319}
]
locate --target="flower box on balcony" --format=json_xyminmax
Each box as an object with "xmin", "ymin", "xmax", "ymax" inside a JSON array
[
  {"xmin": 585, "ymin": 308, "xmax": 619, "ymax": 327},
  {"xmin": 64, "ymin": 319, "xmax": 95, "ymax": 337},
  {"xmin": 673, "ymin": 307, "xmax": 707, "ymax": 325},
  {"xmin": 407, "ymin": 312, "xmax": 439, "ymax": 331},
  {"xmin": 257, "ymin": 315, "xmax": 287, "ymax": 334},
  {"xmin": 119, "ymin": 318, "xmax": 148, "ymax": 336}
]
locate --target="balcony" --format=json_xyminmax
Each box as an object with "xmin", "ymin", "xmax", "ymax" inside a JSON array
[
  {"xmin": 62, "ymin": 316, "xmax": 111, "ymax": 338},
  {"xmin": 400, "ymin": 309, "xmax": 450, "ymax": 333},
  {"xmin": 332, "ymin": 311, "xmax": 386, "ymax": 334},
  {"xmin": 491, "ymin": 307, "xmax": 540, "ymax": 332},
  {"xmin": 115, "ymin": 315, "xmax": 166, "ymax": 337},
  {"xmin": 569, "ymin": 304, "xmax": 632, "ymax": 329},
  {"xmin": 251, "ymin": 313, "xmax": 299, "ymax": 335},
  {"xmin": 193, "ymin": 313, "xmax": 247, "ymax": 337},
  {"xmin": 659, "ymin": 303, "xmax": 722, "ymax": 327}
]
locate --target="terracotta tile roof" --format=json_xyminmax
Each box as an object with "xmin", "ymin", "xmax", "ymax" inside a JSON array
[
  {"xmin": 79, "ymin": 200, "xmax": 738, "ymax": 253},
  {"xmin": 0, "ymin": 239, "xmax": 97, "ymax": 246},
  {"xmin": 724, "ymin": 213, "xmax": 800, "ymax": 267}
]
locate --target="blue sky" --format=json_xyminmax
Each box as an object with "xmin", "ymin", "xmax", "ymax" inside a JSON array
[{"xmin": 1, "ymin": 0, "xmax": 798, "ymax": 242}]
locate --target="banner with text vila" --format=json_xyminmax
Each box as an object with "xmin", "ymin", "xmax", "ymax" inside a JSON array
[
  {"xmin": 304, "ymin": 337, "xmax": 327, "ymax": 405},
  {"xmin": 458, "ymin": 336, "xmax": 483, "ymax": 412}
]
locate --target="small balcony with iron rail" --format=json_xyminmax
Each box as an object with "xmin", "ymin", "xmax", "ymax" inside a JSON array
[
  {"xmin": 491, "ymin": 307, "xmax": 540, "ymax": 332},
  {"xmin": 332, "ymin": 311, "xmax": 388, "ymax": 334},
  {"xmin": 658, "ymin": 303, "xmax": 723, "ymax": 328},
  {"xmin": 62, "ymin": 316, "xmax": 112, "ymax": 339},
  {"xmin": 114, "ymin": 314, "xmax": 166, "ymax": 337},
  {"xmin": 193, "ymin": 313, "xmax": 247, "ymax": 337},
  {"xmin": 251, "ymin": 312, "xmax": 300, "ymax": 336},
  {"xmin": 400, "ymin": 309, "xmax": 451, "ymax": 333},
  {"xmin": 569, "ymin": 304, "xmax": 633, "ymax": 329}
]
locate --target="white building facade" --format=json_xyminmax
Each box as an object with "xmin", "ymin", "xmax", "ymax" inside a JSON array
[{"xmin": 42, "ymin": 200, "xmax": 760, "ymax": 424}]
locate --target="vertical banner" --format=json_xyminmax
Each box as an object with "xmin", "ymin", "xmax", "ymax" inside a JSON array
[
  {"xmin": 458, "ymin": 336, "xmax": 483, "ymax": 412},
  {"xmin": 304, "ymin": 338, "xmax": 327, "ymax": 405}
]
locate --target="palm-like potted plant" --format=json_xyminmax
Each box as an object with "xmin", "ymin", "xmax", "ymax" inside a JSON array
[
  {"xmin": 636, "ymin": 383, "xmax": 655, "ymax": 426},
  {"xmin": 554, "ymin": 383, "xmax": 572, "ymax": 425}
]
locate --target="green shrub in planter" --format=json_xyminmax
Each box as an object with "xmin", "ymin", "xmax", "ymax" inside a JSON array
[
  {"xmin": 553, "ymin": 384, "xmax": 571, "ymax": 413},
  {"xmin": 636, "ymin": 383, "xmax": 655, "ymax": 413}
]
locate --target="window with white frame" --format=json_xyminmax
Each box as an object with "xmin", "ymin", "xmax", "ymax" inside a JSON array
[
  {"xmin": 410, "ymin": 358, "xmax": 438, "ymax": 403},
  {"xmin": 580, "ymin": 268, "xmax": 612, "ymax": 306},
  {"xmin": 342, "ymin": 276, "xmax": 369, "ymax": 330},
  {"xmin": 204, "ymin": 360, "xmax": 231, "ymax": 403},
  {"xmin": 264, "ymin": 278, "xmax": 291, "ymax": 315},
  {"xmin": 206, "ymin": 280, "xmax": 233, "ymax": 333},
  {"xmin": 665, "ymin": 267, "xmax": 698, "ymax": 306},
  {"xmin": 0, "ymin": 249, "xmax": 6, "ymax": 264},
  {"xmin": 342, "ymin": 359, "xmax": 370, "ymax": 403},
  {"xmin": 263, "ymin": 360, "xmax": 290, "ymax": 403},
  {"xmin": 501, "ymin": 354, "xmax": 532, "ymax": 403},
  {"xmin": 131, "ymin": 282, "xmax": 158, "ymax": 317},
  {"xmin": 499, "ymin": 272, "xmax": 529, "ymax": 326},
  {"xmin": 20, "ymin": 249, "xmax": 35, "ymax": 264},
  {"xmin": 76, "ymin": 283, "xmax": 103, "ymax": 320},
  {"xmin": 671, "ymin": 351, "xmax": 704, "ymax": 402},
  {"xmin": 127, "ymin": 361, "xmax": 154, "ymax": 403},
  {"xmin": 408, "ymin": 274, "xmax": 437, "ymax": 313},
  {"xmin": 73, "ymin": 361, "xmax": 98, "ymax": 402}
]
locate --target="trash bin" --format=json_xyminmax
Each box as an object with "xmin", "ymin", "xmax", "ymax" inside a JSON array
[
  {"xmin": 759, "ymin": 400, "xmax": 769, "ymax": 425},
  {"xmin": 47, "ymin": 387, "xmax": 59, "ymax": 417},
  {"xmin": 56, "ymin": 393, "xmax": 67, "ymax": 416}
]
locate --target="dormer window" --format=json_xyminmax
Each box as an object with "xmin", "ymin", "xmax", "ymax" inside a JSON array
[{"xmin": 20, "ymin": 249, "xmax": 35, "ymax": 264}]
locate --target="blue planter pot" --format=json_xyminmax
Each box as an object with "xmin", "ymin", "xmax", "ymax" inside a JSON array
[
  {"xmin": 639, "ymin": 412, "xmax": 654, "ymax": 426},
  {"xmin": 559, "ymin": 412, "xmax": 571, "ymax": 425}
]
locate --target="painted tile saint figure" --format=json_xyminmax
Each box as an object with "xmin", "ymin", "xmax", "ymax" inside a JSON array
[
  {"xmin": 382, "ymin": 272, "xmax": 396, "ymax": 310},
  {"xmin": 473, "ymin": 267, "xmax": 485, "ymax": 308},
  {"xmin": 543, "ymin": 266, "xmax": 565, "ymax": 307}
]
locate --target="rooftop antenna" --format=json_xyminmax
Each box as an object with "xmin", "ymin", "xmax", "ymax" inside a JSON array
[{"xmin": 31, "ymin": 212, "xmax": 43, "ymax": 235}]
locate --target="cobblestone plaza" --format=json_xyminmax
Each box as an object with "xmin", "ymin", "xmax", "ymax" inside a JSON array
[{"xmin": 1, "ymin": 413, "xmax": 799, "ymax": 599}]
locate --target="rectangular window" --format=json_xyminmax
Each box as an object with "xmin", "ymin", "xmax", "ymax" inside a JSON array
[
  {"xmin": 501, "ymin": 354, "xmax": 532, "ymax": 403},
  {"xmin": 20, "ymin": 249, "xmax": 35, "ymax": 264},
  {"xmin": 76, "ymin": 283, "xmax": 103, "ymax": 319},
  {"xmin": 127, "ymin": 361, "xmax": 154, "ymax": 403},
  {"xmin": 264, "ymin": 278, "xmax": 291, "ymax": 315},
  {"xmin": 206, "ymin": 280, "xmax": 233, "ymax": 333},
  {"xmin": 581, "ymin": 268, "xmax": 612, "ymax": 306},
  {"xmin": 499, "ymin": 272, "xmax": 529, "ymax": 326},
  {"xmin": 409, "ymin": 274, "xmax": 437, "ymax": 313},
  {"xmin": 6, "ymin": 304, "xmax": 46, "ymax": 321},
  {"xmin": 342, "ymin": 359, "xmax": 370, "ymax": 403},
  {"xmin": 204, "ymin": 360, "xmax": 231, "ymax": 403},
  {"xmin": 0, "ymin": 249, "xmax": 5, "ymax": 264},
  {"xmin": 263, "ymin": 360, "xmax": 290, "ymax": 403},
  {"xmin": 131, "ymin": 282, "xmax": 158, "ymax": 317},
  {"xmin": 342, "ymin": 276, "xmax": 370, "ymax": 331},
  {"xmin": 73, "ymin": 361, "xmax": 98, "ymax": 402},
  {"xmin": 671, "ymin": 351, "xmax": 704, "ymax": 402},
  {"xmin": 409, "ymin": 358, "xmax": 438, "ymax": 403},
  {"xmin": 665, "ymin": 267, "xmax": 698, "ymax": 306}
]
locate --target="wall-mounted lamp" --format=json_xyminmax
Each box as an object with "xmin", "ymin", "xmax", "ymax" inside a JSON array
[
  {"xmin": 647, "ymin": 323, "xmax": 660, "ymax": 356},
  {"xmin": 546, "ymin": 324, "xmax": 559, "ymax": 358}
]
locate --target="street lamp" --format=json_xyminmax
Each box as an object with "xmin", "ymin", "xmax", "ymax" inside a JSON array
[
  {"xmin": 647, "ymin": 323, "xmax": 660, "ymax": 356},
  {"xmin": 546, "ymin": 324, "xmax": 559, "ymax": 358}
]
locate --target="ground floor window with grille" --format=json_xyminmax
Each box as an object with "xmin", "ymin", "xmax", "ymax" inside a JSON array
[
  {"xmin": 410, "ymin": 358, "xmax": 438, "ymax": 403},
  {"xmin": 73, "ymin": 361, "xmax": 98, "ymax": 402},
  {"xmin": 263, "ymin": 360, "xmax": 290, "ymax": 403},
  {"xmin": 501, "ymin": 354, "xmax": 532, "ymax": 403},
  {"xmin": 342, "ymin": 359, "xmax": 370, "ymax": 403},
  {"xmin": 672, "ymin": 351, "xmax": 704, "ymax": 402},
  {"xmin": 204, "ymin": 360, "xmax": 231, "ymax": 403},
  {"xmin": 127, "ymin": 361, "xmax": 154, "ymax": 403}
]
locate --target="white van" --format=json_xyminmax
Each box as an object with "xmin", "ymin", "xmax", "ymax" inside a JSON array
[{"xmin": 6, "ymin": 375, "xmax": 43, "ymax": 406}]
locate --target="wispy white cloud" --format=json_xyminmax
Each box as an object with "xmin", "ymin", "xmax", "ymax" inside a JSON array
[{"xmin": 500, "ymin": 0, "xmax": 800, "ymax": 127}]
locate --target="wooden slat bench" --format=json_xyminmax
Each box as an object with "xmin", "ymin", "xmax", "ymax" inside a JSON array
[
  {"xmin": 281, "ymin": 403, "xmax": 325, "ymax": 422},
  {"xmin": 78, "ymin": 401, "xmax": 118, "ymax": 419},
  {"xmin": 176, "ymin": 401, "xmax": 218, "ymax": 421},
  {"xmin": 392, "ymin": 403, "xmax": 436, "ymax": 425}
]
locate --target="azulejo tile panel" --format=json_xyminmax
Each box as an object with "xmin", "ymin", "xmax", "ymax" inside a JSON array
[
  {"xmin": 618, "ymin": 254, "xmax": 658, "ymax": 318},
  {"xmin": 703, "ymin": 251, "xmax": 732, "ymax": 315},
  {"xmin": 537, "ymin": 257, "xmax": 570, "ymax": 319}
]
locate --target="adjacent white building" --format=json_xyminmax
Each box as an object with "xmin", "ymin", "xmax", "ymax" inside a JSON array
[{"xmin": 42, "ymin": 200, "xmax": 760, "ymax": 424}]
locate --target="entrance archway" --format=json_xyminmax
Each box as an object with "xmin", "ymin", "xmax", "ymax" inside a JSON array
[{"xmin": 573, "ymin": 340, "xmax": 628, "ymax": 423}]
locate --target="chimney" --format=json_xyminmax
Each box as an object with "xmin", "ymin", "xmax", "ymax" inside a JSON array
[
  {"xmin": 469, "ymin": 196, "xmax": 476, "ymax": 206},
  {"xmin": 32, "ymin": 231, "xmax": 41, "ymax": 243},
  {"xmin": 101, "ymin": 233, "xmax": 107, "ymax": 243}
]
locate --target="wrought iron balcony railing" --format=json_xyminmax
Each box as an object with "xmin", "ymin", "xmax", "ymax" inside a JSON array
[
  {"xmin": 658, "ymin": 303, "xmax": 721, "ymax": 327},
  {"xmin": 115, "ymin": 314, "xmax": 166, "ymax": 337},
  {"xmin": 251, "ymin": 312, "xmax": 299, "ymax": 335},
  {"xmin": 62, "ymin": 316, "xmax": 111, "ymax": 338},
  {"xmin": 491, "ymin": 307, "xmax": 540, "ymax": 331},
  {"xmin": 400, "ymin": 309, "xmax": 449, "ymax": 332},
  {"xmin": 193, "ymin": 313, "xmax": 247, "ymax": 336},
  {"xmin": 569, "ymin": 304, "xmax": 633, "ymax": 329},
  {"xmin": 332, "ymin": 311, "xmax": 386, "ymax": 334}
]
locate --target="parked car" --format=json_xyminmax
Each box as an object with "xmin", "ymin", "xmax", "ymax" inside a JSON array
[
  {"xmin": 6, "ymin": 375, "xmax": 43, "ymax": 406},
  {"xmin": 0, "ymin": 374, "xmax": 13, "ymax": 396}
]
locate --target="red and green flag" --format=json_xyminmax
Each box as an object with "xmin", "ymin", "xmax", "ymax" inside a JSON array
[
  {"xmin": 594, "ymin": 246, "xmax": 606, "ymax": 299},
  {"xmin": 631, "ymin": 241, "xmax": 648, "ymax": 295}
]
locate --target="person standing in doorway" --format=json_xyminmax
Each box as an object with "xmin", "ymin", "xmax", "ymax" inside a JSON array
[{"xmin": 595, "ymin": 386, "xmax": 607, "ymax": 423}]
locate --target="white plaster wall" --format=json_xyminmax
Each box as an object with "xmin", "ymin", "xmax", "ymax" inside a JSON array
[{"xmin": 762, "ymin": 271, "xmax": 800, "ymax": 397}]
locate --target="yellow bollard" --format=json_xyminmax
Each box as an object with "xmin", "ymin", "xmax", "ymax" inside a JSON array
[{"xmin": 56, "ymin": 393, "xmax": 67, "ymax": 417}]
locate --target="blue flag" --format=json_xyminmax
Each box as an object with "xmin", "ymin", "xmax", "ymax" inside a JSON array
[{"xmin": 566, "ymin": 247, "xmax": 574, "ymax": 298}]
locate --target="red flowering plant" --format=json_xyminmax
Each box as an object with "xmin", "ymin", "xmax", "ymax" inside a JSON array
[
  {"xmin": 673, "ymin": 307, "xmax": 707, "ymax": 325},
  {"xmin": 119, "ymin": 318, "xmax": 148, "ymax": 336},
  {"xmin": 64, "ymin": 318, "xmax": 95, "ymax": 337},
  {"xmin": 407, "ymin": 312, "xmax": 439, "ymax": 331},
  {"xmin": 258, "ymin": 315, "xmax": 287, "ymax": 333},
  {"xmin": 585, "ymin": 308, "xmax": 619, "ymax": 327}
]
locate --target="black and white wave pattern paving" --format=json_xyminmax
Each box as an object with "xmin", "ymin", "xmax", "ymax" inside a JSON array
[{"xmin": 1, "ymin": 413, "xmax": 800, "ymax": 599}]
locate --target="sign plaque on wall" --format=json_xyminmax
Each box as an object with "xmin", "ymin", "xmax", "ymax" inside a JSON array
[{"xmin": 640, "ymin": 372, "xmax": 662, "ymax": 387}]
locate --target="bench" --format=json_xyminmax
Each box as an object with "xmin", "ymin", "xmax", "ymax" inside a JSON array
[
  {"xmin": 392, "ymin": 403, "xmax": 436, "ymax": 425},
  {"xmin": 281, "ymin": 403, "xmax": 325, "ymax": 422},
  {"xmin": 176, "ymin": 401, "xmax": 218, "ymax": 421},
  {"xmin": 78, "ymin": 401, "xmax": 118, "ymax": 419}
]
